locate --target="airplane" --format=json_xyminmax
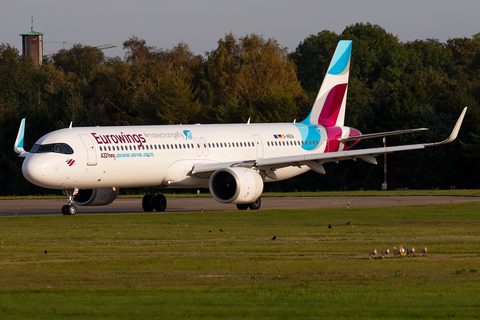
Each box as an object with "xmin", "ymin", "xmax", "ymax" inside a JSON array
[{"xmin": 14, "ymin": 40, "xmax": 467, "ymax": 215}]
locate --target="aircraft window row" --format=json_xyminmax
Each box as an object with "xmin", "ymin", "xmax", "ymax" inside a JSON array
[
  {"xmin": 100, "ymin": 143, "xmax": 194, "ymax": 152},
  {"xmin": 98, "ymin": 141, "xmax": 256, "ymax": 152},
  {"xmin": 31, "ymin": 143, "xmax": 74, "ymax": 154},
  {"xmin": 266, "ymin": 140, "xmax": 319, "ymax": 147},
  {"xmin": 207, "ymin": 142, "xmax": 254, "ymax": 148}
]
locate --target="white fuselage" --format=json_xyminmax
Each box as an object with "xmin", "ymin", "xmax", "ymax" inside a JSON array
[{"xmin": 22, "ymin": 122, "xmax": 358, "ymax": 190}]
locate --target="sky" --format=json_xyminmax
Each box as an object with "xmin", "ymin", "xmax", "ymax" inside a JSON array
[{"xmin": 2, "ymin": 0, "xmax": 479, "ymax": 59}]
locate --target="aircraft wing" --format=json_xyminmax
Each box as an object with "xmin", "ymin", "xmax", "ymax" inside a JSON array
[
  {"xmin": 192, "ymin": 107, "xmax": 467, "ymax": 178},
  {"xmin": 192, "ymin": 144, "xmax": 425, "ymax": 177}
]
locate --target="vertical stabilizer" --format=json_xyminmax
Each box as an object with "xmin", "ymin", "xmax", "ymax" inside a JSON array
[{"xmin": 302, "ymin": 40, "xmax": 352, "ymax": 127}]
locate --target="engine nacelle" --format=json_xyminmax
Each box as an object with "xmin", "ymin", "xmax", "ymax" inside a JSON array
[
  {"xmin": 73, "ymin": 188, "xmax": 119, "ymax": 206},
  {"xmin": 209, "ymin": 167, "xmax": 263, "ymax": 204}
]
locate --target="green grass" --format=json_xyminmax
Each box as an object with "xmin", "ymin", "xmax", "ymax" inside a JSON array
[
  {"xmin": 1, "ymin": 203, "xmax": 480, "ymax": 319},
  {"xmin": 2, "ymin": 189, "xmax": 480, "ymax": 200}
]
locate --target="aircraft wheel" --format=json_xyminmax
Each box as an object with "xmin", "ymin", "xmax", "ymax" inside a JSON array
[
  {"xmin": 153, "ymin": 194, "xmax": 167, "ymax": 212},
  {"xmin": 248, "ymin": 198, "xmax": 261, "ymax": 210},
  {"xmin": 142, "ymin": 194, "xmax": 154, "ymax": 212},
  {"xmin": 236, "ymin": 203, "xmax": 249, "ymax": 210},
  {"xmin": 67, "ymin": 204, "xmax": 77, "ymax": 215},
  {"xmin": 62, "ymin": 205, "xmax": 68, "ymax": 215}
]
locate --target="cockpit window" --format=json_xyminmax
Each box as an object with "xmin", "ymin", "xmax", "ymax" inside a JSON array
[{"xmin": 31, "ymin": 143, "xmax": 74, "ymax": 154}]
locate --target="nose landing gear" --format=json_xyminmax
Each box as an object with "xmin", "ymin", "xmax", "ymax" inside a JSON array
[{"xmin": 61, "ymin": 189, "xmax": 78, "ymax": 215}]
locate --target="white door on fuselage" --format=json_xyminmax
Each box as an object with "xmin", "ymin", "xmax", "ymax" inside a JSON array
[
  {"xmin": 200, "ymin": 137, "xmax": 209, "ymax": 157},
  {"xmin": 79, "ymin": 134, "xmax": 97, "ymax": 166},
  {"xmin": 194, "ymin": 137, "xmax": 202, "ymax": 157},
  {"xmin": 253, "ymin": 135, "xmax": 264, "ymax": 159}
]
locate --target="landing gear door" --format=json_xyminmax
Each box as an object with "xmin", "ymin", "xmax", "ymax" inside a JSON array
[
  {"xmin": 79, "ymin": 134, "xmax": 97, "ymax": 166},
  {"xmin": 253, "ymin": 134, "xmax": 264, "ymax": 159}
]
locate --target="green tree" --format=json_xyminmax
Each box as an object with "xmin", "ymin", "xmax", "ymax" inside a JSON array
[
  {"xmin": 289, "ymin": 30, "xmax": 341, "ymax": 96},
  {"xmin": 204, "ymin": 33, "xmax": 304, "ymax": 123},
  {"xmin": 0, "ymin": 44, "xmax": 50, "ymax": 195}
]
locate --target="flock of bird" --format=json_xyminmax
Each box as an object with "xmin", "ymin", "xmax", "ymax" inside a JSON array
[{"xmin": 42, "ymin": 222, "xmax": 427, "ymax": 258}]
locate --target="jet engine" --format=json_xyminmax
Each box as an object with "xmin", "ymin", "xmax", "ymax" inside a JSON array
[
  {"xmin": 209, "ymin": 167, "xmax": 263, "ymax": 204},
  {"xmin": 73, "ymin": 188, "xmax": 119, "ymax": 206}
]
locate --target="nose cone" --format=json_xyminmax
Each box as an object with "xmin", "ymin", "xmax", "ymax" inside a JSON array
[{"xmin": 22, "ymin": 154, "xmax": 49, "ymax": 187}]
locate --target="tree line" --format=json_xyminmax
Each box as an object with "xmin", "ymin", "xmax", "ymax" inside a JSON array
[{"xmin": 1, "ymin": 23, "xmax": 479, "ymax": 195}]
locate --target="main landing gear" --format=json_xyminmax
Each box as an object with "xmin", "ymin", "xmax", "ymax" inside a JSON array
[
  {"xmin": 236, "ymin": 197, "xmax": 261, "ymax": 210},
  {"xmin": 62, "ymin": 189, "xmax": 78, "ymax": 215},
  {"xmin": 142, "ymin": 188, "xmax": 167, "ymax": 212}
]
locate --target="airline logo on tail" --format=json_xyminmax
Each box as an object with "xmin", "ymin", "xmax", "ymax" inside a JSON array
[
  {"xmin": 302, "ymin": 40, "xmax": 351, "ymax": 127},
  {"xmin": 295, "ymin": 40, "xmax": 352, "ymax": 151}
]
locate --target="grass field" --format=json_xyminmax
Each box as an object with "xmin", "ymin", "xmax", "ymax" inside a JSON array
[
  {"xmin": 2, "ymin": 188, "xmax": 480, "ymax": 200},
  {"xmin": 1, "ymin": 202, "xmax": 479, "ymax": 319}
]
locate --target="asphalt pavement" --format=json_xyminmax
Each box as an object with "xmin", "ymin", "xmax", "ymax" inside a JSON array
[{"xmin": 1, "ymin": 196, "xmax": 479, "ymax": 216}]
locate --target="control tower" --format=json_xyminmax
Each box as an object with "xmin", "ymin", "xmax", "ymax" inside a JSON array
[{"xmin": 20, "ymin": 17, "xmax": 44, "ymax": 67}]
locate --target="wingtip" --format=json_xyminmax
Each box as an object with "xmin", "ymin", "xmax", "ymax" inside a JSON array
[
  {"xmin": 425, "ymin": 107, "xmax": 467, "ymax": 147},
  {"xmin": 14, "ymin": 118, "xmax": 27, "ymax": 155}
]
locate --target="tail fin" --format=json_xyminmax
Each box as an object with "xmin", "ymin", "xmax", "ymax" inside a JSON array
[{"xmin": 301, "ymin": 40, "xmax": 352, "ymax": 127}]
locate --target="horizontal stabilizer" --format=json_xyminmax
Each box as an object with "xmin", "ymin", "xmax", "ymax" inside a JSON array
[{"xmin": 340, "ymin": 128, "xmax": 429, "ymax": 142}]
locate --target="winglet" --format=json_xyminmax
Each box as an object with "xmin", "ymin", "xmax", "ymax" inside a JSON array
[
  {"xmin": 425, "ymin": 107, "xmax": 467, "ymax": 147},
  {"xmin": 14, "ymin": 118, "xmax": 28, "ymax": 156}
]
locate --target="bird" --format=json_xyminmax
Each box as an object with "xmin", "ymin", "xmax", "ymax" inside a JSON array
[
  {"xmin": 219, "ymin": 229, "xmax": 224, "ymax": 232},
  {"xmin": 208, "ymin": 230, "xmax": 212, "ymax": 233},
  {"xmin": 44, "ymin": 250, "xmax": 47, "ymax": 254},
  {"xmin": 271, "ymin": 235, "xmax": 276, "ymax": 241},
  {"xmin": 346, "ymin": 221, "xmax": 351, "ymax": 226},
  {"xmin": 328, "ymin": 224, "xmax": 332, "ymax": 229}
]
